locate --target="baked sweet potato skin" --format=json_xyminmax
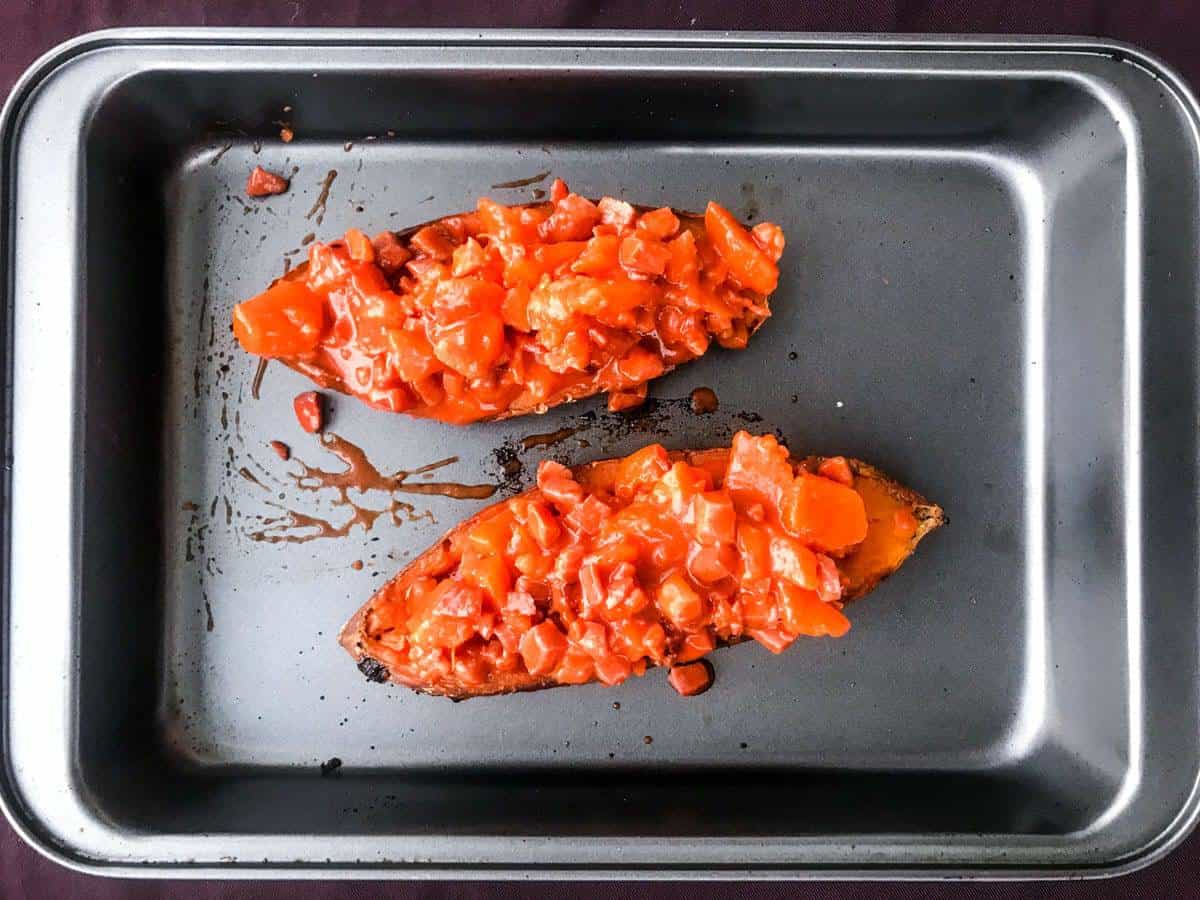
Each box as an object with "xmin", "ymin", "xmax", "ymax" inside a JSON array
[{"xmin": 338, "ymin": 449, "xmax": 944, "ymax": 700}]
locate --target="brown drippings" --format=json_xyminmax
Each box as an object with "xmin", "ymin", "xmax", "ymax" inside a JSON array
[
  {"xmin": 251, "ymin": 358, "xmax": 270, "ymax": 400},
  {"xmin": 209, "ymin": 143, "xmax": 233, "ymax": 166},
  {"xmin": 491, "ymin": 170, "xmax": 551, "ymax": 189},
  {"xmin": 249, "ymin": 504, "xmax": 363, "ymax": 544},
  {"xmin": 238, "ymin": 467, "xmax": 268, "ymax": 490},
  {"xmin": 520, "ymin": 426, "xmax": 579, "ymax": 450},
  {"xmin": 689, "ymin": 386, "xmax": 719, "ymax": 415},
  {"xmin": 296, "ymin": 433, "xmax": 497, "ymax": 501},
  {"xmin": 205, "ymin": 600, "xmax": 215, "ymax": 632},
  {"xmin": 305, "ymin": 170, "xmax": 337, "ymax": 226},
  {"xmin": 301, "ymin": 232, "xmax": 316, "ymax": 245},
  {"xmin": 246, "ymin": 433, "xmax": 497, "ymax": 544},
  {"xmin": 269, "ymin": 440, "xmax": 291, "ymax": 461},
  {"xmin": 181, "ymin": 501, "xmax": 200, "ymax": 512}
]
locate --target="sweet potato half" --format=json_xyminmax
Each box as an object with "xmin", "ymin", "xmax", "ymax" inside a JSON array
[
  {"xmin": 339, "ymin": 432, "xmax": 944, "ymax": 699},
  {"xmin": 233, "ymin": 180, "xmax": 784, "ymax": 424}
]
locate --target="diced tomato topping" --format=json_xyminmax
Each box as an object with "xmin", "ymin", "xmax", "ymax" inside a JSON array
[
  {"xmin": 637, "ymin": 207, "xmax": 681, "ymax": 239},
  {"xmin": 519, "ymin": 621, "xmax": 568, "ymax": 676},
  {"xmin": 776, "ymin": 581, "xmax": 850, "ymax": 638},
  {"xmin": 539, "ymin": 193, "xmax": 600, "ymax": 243},
  {"xmin": 781, "ymin": 473, "xmax": 869, "ymax": 553},
  {"xmin": 691, "ymin": 491, "xmax": 737, "ymax": 545},
  {"xmin": 537, "ymin": 459, "xmax": 585, "ymax": 509},
  {"xmin": 676, "ymin": 630, "xmax": 717, "ymax": 664},
  {"xmin": 748, "ymin": 627, "xmax": 796, "ymax": 655},
  {"xmin": 769, "ymin": 534, "xmax": 819, "ymax": 589},
  {"xmin": 614, "ymin": 444, "xmax": 672, "ymax": 498},
  {"xmin": 459, "ymin": 551, "xmax": 511, "ymax": 604},
  {"xmin": 344, "ymin": 228, "xmax": 375, "ymax": 263},
  {"xmin": 372, "ymin": 231, "xmax": 413, "ymax": 273},
  {"xmin": 597, "ymin": 196, "xmax": 636, "ymax": 230},
  {"xmin": 724, "ymin": 431, "xmax": 794, "ymax": 513},
  {"xmin": 571, "ymin": 233, "xmax": 621, "ymax": 275},
  {"xmin": 233, "ymin": 280, "xmax": 326, "ymax": 356},
  {"xmin": 656, "ymin": 572, "xmax": 704, "ymax": 626},
  {"xmin": 619, "ymin": 235, "xmax": 672, "ymax": 277},
  {"xmin": 555, "ymin": 646, "xmax": 595, "ymax": 684},
  {"xmin": 704, "ymin": 201, "xmax": 779, "ymax": 295},
  {"xmin": 750, "ymin": 221, "xmax": 786, "ymax": 263}
]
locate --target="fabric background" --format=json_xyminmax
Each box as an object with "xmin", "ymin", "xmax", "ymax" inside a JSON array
[{"xmin": 2, "ymin": 1, "xmax": 1199, "ymax": 897}]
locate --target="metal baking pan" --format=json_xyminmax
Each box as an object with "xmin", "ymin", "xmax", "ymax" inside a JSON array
[{"xmin": 3, "ymin": 28, "xmax": 1200, "ymax": 879}]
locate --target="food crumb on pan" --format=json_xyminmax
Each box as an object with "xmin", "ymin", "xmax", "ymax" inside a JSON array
[
  {"xmin": 268, "ymin": 440, "xmax": 291, "ymax": 461},
  {"xmin": 279, "ymin": 126, "xmax": 294, "ymax": 143},
  {"xmin": 293, "ymin": 391, "xmax": 325, "ymax": 434},
  {"xmin": 357, "ymin": 657, "xmax": 390, "ymax": 683},
  {"xmin": 667, "ymin": 659, "xmax": 715, "ymax": 696},
  {"xmin": 319, "ymin": 757, "xmax": 342, "ymax": 777},
  {"xmin": 246, "ymin": 165, "xmax": 290, "ymax": 198},
  {"xmin": 351, "ymin": 560, "xmax": 363, "ymax": 571},
  {"xmin": 643, "ymin": 735, "xmax": 653, "ymax": 745},
  {"xmin": 689, "ymin": 386, "xmax": 719, "ymax": 415}
]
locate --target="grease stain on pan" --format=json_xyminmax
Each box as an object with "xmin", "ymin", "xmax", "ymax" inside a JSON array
[{"xmin": 244, "ymin": 432, "xmax": 498, "ymax": 545}]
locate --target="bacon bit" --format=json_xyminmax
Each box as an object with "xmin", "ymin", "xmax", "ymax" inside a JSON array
[
  {"xmin": 268, "ymin": 440, "xmax": 291, "ymax": 461},
  {"xmin": 246, "ymin": 166, "xmax": 290, "ymax": 198},
  {"xmin": 668, "ymin": 659, "xmax": 715, "ymax": 696},
  {"xmin": 279, "ymin": 126, "xmax": 294, "ymax": 143},
  {"xmin": 293, "ymin": 391, "xmax": 324, "ymax": 433}
]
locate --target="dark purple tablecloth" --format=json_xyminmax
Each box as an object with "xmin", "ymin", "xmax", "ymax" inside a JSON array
[{"xmin": 3, "ymin": 2, "xmax": 1200, "ymax": 897}]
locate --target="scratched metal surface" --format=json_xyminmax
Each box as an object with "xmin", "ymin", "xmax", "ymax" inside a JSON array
[{"xmin": 4, "ymin": 31, "xmax": 1200, "ymax": 877}]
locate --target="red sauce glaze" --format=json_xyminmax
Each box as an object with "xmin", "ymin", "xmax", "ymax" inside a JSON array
[
  {"xmin": 232, "ymin": 180, "xmax": 785, "ymax": 424},
  {"xmin": 351, "ymin": 432, "xmax": 915, "ymax": 695}
]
